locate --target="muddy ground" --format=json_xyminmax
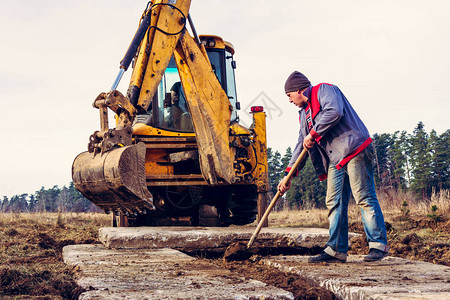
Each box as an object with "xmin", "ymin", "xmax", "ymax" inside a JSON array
[
  {"xmin": 348, "ymin": 216, "xmax": 450, "ymax": 266},
  {"xmin": 218, "ymin": 258, "xmax": 337, "ymax": 299},
  {"xmin": 0, "ymin": 212, "xmax": 449, "ymax": 299}
]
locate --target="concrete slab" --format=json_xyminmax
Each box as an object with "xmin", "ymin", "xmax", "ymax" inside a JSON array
[
  {"xmin": 99, "ymin": 226, "xmax": 352, "ymax": 250},
  {"xmin": 63, "ymin": 244, "xmax": 294, "ymax": 300},
  {"xmin": 263, "ymin": 255, "xmax": 450, "ymax": 300}
]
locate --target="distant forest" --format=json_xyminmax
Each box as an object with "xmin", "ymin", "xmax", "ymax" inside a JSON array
[
  {"xmin": 0, "ymin": 182, "xmax": 100, "ymax": 214},
  {"xmin": 268, "ymin": 122, "xmax": 449, "ymax": 209},
  {"xmin": 1, "ymin": 122, "xmax": 448, "ymax": 213}
]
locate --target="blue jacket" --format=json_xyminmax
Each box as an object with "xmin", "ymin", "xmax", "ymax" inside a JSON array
[{"xmin": 287, "ymin": 83, "xmax": 372, "ymax": 180}]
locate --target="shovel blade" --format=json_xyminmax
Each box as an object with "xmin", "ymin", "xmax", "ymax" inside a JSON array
[{"xmin": 223, "ymin": 242, "xmax": 258, "ymax": 262}]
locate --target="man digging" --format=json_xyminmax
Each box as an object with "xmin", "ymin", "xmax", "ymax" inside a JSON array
[{"xmin": 278, "ymin": 71, "xmax": 389, "ymax": 263}]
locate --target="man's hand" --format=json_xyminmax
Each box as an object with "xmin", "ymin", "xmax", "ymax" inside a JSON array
[
  {"xmin": 277, "ymin": 176, "xmax": 292, "ymax": 195},
  {"xmin": 303, "ymin": 133, "xmax": 315, "ymax": 149}
]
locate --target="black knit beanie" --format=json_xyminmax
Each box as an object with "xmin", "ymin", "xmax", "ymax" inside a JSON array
[{"xmin": 284, "ymin": 71, "xmax": 311, "ymax": 93}]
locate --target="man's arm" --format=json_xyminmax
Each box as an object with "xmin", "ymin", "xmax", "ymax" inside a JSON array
[{"xmin": 310, "ymin": 84, "xmax": 344, "ymax": 143}]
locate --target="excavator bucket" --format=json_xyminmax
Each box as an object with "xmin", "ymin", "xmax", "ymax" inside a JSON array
[{"xmin": 72, "ymin": 142, "xmax": 154, "ymax": 214}]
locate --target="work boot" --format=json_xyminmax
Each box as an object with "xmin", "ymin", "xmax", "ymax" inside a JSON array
[
  {"xmin": 308, "ymin": 251, "xmax": 346, "ymax": 263},
  {"xmin": 364, "ymin": 248, "xmax": 388, "ymax": 262}
]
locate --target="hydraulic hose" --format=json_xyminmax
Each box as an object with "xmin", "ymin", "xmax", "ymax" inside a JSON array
[{"xmin": 120, "ymin": 13, "xmax": 152, "ymax": 72}]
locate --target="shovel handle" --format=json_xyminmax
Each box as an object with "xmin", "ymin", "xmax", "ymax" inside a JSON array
[{"xmin": 246, "ymin": 148, "xmax": 308, "ymax": 249}]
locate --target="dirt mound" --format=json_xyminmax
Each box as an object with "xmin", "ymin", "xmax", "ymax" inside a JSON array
[
  {"xmin": 219, "ymin": 259, "xmax": 337, "ymax": 300},
  {"xmin": 223, "ymin": 242, "xmax": 259, "ymax": 261},
  {"xmin": 349, "ymin": 217, "xmax": 450, "ymax": 266},
  {"xmin": 389, "ymin": 231, "xmax": 450, "ymax": 265}
]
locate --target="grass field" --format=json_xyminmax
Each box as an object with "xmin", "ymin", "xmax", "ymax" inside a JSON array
[
  {"xmin": 0, "ymin": 213, "xmax": 109, "ymax": 299},
  {"xmin": 0, "ymin": 190, "xmax": 449, "ymax": 299}
]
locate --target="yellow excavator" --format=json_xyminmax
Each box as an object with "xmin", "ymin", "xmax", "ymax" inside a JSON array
[{"xmin": 72, "ymin": 0, "xmax": 269, "ymax": 227}]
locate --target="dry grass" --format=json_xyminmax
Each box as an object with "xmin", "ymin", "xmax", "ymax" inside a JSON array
[
  {"xmin": 270, "ymin": 189, "xmax": 450, "ymax": 227},
  {"xmin": 0, "ymin": 212, "xmax": 110, "ymax": 299},
  {"xmin": 376, "ymin": 188, "xmax": 450, "ymax": 219},
  {"xmin": 0, "ymin": 212, "xmax": 110, "ymax": 227},
  {"xmin": 269, "ymin": 209, "xmax": 329, "ymax": 228}
]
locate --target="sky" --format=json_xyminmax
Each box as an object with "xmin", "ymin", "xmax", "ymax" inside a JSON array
[{"xmin": 1, "ymin": 0, "xmax": 449, "ymax": 198}]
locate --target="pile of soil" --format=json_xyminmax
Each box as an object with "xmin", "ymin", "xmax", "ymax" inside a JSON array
[
  {"xmin": 348, "ymin": 217, "xmax": 450, "ymax": 266},
  {"xmin": 219, "ymin": 258, "xmax": 337, "ymax": 300},
  {"xmin": 223, "ymin": 242, "xmax": 258, "ymax": 261}
]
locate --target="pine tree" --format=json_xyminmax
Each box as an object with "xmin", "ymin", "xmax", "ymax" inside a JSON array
[
  {"xmin": 28, "ymin": 195, "xmax": 38, "ymax": 212},
  {"xmin": 68, "ymin": 181, "xmax": 98, "ymax": 212},
  {"xmin": 280, "ymin": 147, "xmax": 295, "ymax": 209},
  {"xmin": 429, "ymin": 129, "xmax": 450, "ymax": 191},
  {"xmin": 372, "ymin": 133, "xmax": 392, "ymax": 188},
  {"xmin": 267, "ymin": 148, "xmax": 283, "ymax": 198},
  {"xmin": 35, "ymin": 186, "xmax": 61, "ymax": 212},
  {"xmin": 295, "ymin": 158, "xmax": 327, "ymax": 209},
  {"xmin": 281, "ymin": 147, "xmax": 292, "ymax": 170},
  {"xmin": 58, "ymin": 186, "xmax": 70, "ymax": 212},
  {"xmin": 389, "ymin": 131, "xmax": 408, "ymax": 190},
  {"xmin": 8, "ymin": 194, "xmax": 29, "ymax": 212},
  {"xmin": 409, "ymin": 122, "xmax": 433, "ymax": 198},
  {"xmin": 283, "ymin": 148, "xmax": 327, "ymax": 209},
  {"xmin": 1, "ymin": 196, "xmax": 9, "ymax": 212}
]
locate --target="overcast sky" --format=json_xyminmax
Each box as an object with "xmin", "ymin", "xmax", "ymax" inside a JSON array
[{"xmin": 1, "ymin": 0, "xmax": 449, "ymax": 198}]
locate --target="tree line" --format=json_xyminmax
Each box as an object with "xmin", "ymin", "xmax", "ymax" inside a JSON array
[
  {"xmin": 268, "ymin": 122, "xmax": 449, "ymax": 210},
  {"xmin": 1, "ymin": 122, "xmax": 448, "ymax": 213},
  {"xmin": 0, "ymin": 182, "xmax": 100, "ymax": 213}
]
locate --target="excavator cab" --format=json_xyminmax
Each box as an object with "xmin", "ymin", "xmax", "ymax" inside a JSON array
[
  {"xmin": 137, "ymin": 35, "xmax": 239, "ymax": 132},
  {"xmin": 135, "ymin": 56, "xmax": 195, "ymax": 132}
]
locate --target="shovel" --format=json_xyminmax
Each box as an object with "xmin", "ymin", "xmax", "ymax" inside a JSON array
[{"xmin": 223, "ymin": 148, "xmax": 308, "ymax": 261}]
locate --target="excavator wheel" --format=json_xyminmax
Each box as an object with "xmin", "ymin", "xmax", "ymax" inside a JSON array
[
  {"xmin": 228, "ymin": 185, "xmax": 258, "ymax": 225},
  {"xmin": 207, "ymin": 185, "xmax": 258, "ymax": 227}
]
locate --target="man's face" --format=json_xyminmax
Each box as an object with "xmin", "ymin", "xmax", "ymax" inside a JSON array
[
  {"xmin": 286, "ymin": 89, "xmax": 308, "ymax": 108},
  {"xmin": 171, "ymin": 91, "xmax": 179, "ymax": 106}
]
